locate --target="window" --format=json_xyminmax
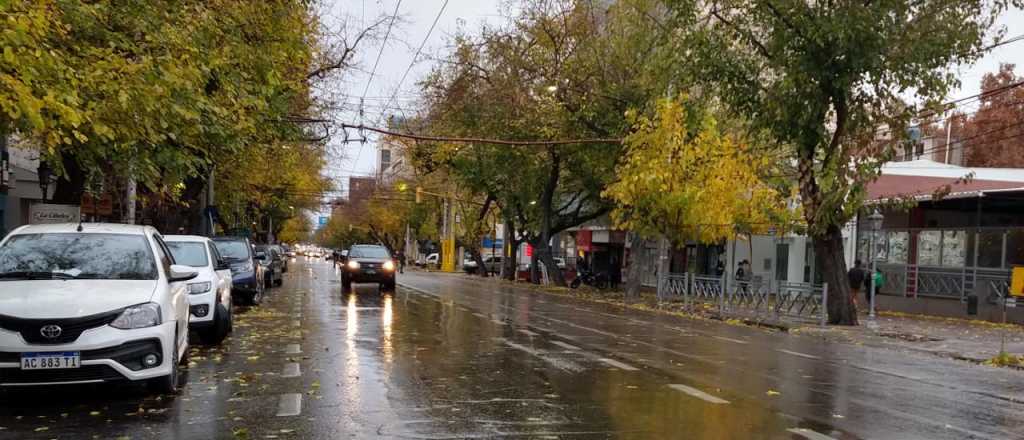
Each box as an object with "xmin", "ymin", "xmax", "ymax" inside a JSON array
[
  {"xmin": 1006, "ymin": 230, "xmax": 1024, "ymax": 268},
  {"xmin": 349, "ymin": 246, "xmax": 390, "ymax": 259},
  {"xmin": 977, "ymin": 230, "xmax": 1004, "ymax": 268},
  {"xmin": 167, "ymin": 242, "xmax": 209, "ymax": 268},
  {"xmin": 215, "ymin": 240, "xmax": 251, "ymax": 260},
  {"xmin": 208, "ymin": 243, "xmax": 224, "ymax": 266},
  {"xmin": 775, "ymin": 243, "xmax": 789, "ymax": 281},
  {"xmin": 152, "ymin": 235, "xmax": 174, "ymax": 274},
  {"xmin": 917, "ymin": 231, "xmax": 942, "ymax": 266},
  {"xmin": 0, "ymin": 233, "xmax": 158, "ymax": 280},
  {"xmin": 887, "ymin": 231, "xmax": 909, "ymax": 264},
  {"xmin": 941, "ymin": 230, "xmax": 966, "ymax": 267}
]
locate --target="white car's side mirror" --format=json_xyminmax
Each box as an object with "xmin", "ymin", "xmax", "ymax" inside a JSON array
[{"xmin": 169, "ymin": 264, "xmax": 199, "ymax": 283}]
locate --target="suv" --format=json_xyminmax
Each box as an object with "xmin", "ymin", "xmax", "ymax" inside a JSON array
[
  {"xmin": 341, "ymin": 245, "xmax": 397, "ymax": 291},
  {"xmin": 0, "ymin": 223, "xmax": 194, "ymax": 393},
  {"xmin": 165, "ymin": 235, "xmax": 234, "ymax": 344},
  {"xmin": 212, "ymin": 236, "xmax": 265, "ymax": 305}
]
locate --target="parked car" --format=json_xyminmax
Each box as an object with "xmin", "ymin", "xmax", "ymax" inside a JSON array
[
  {"xmin": 0, "ymin": 223, "xmax": 194, "ymax": 393},
  {"xmin": 281, "ymin": 244, "xmax": 296, "ymax": 258},
  {"xmin": 341, "ymin": 244, "xmax": 397, "ymax": 291},
  {"xmin": 212, "ymin": 236, "xmax": 265, "ymax": 305},
  {"xmin": 424, "ymin": 253, "xmax": 439, "ymax": 267},
  {"xmin": 273, "ymin": 245, "xmax": 289, "ymax": 273},
  {"xmin": 165, "ymin": 235, "xmax": 234, "ymax": 344},
  {"xmin": 255, "ymin": 244, "xmax": 284, "ymax": 288}
]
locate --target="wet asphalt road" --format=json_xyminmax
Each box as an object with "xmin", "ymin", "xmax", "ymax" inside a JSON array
[{"xmin": 1, "ymin": 257, "xmax": 1023, "ymax": 439}]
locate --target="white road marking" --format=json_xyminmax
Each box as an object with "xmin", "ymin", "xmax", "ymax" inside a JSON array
[
  {"xmin": 518, "ymin": 329, "xmax": 539, "ymax": 337},
  {"xmin": 778, "ymin": 349, "xmax": 820, "ymax": 360},
  {"xmin": 786, "ymin": 428, "xmax": 837, "ymax": 440},
  {"xmin": 276, "ymin": 393, "xmax": 302, "ymax": 417},
  {"xmin": 502, "ymin": 340, "xmax": 542, "ymax": 357},
  {"xmin": 284, "ymin": 344, "xmax": 301, "ymax": 354},
  {"xmin": 282, "ymin": 363, "xmax": 301, "ymax": 378},
  {"xmin": 597, "ymin": 357, "xmax": 638, "ymax": 371},
  {"xmin": 473, "ymin": 312, "xmax": 486, "ymax": 319},
  {"xmin": 550, "ymin": 341, "xmax": 580, "ymax": 351},
  {"xmin": 492, "ymin": 319, "xmax": 506, "ymax": 325},
  {"xmin": 713, "ymin": 335, "xmax": 749, "ymax": 344},
  {"xmin": 668, "ymin": 384, "xmax": 730, "ymax": 404}
]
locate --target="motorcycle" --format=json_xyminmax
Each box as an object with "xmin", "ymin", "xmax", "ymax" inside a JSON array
[{"xmin": 570, "ymin": 267, "xmax": 609, "ymax": 289}]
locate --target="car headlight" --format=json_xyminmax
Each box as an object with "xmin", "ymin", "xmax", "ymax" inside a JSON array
[
  {"xmin": 110, "ymin": 303, "xmax": 162, "ymax": 329},
  {"xmin": 188, "ymin": 281, "xmax": 212, "ymax": 294},
  {"xmin": 383, "ymin": 260, "xmax": 395, "ymax": 271},
  {"xmin": 233, "ymin": 262, "xmax": 254, "ymax": 273},
  {"xmin": 347, "ymin": 260, "xmax": 360, "ymax": 270}
]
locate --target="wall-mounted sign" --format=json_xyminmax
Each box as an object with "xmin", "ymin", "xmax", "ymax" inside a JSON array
[{"xmin": 29, "ymin": 203, "xmax": 81, "ymax": 224}]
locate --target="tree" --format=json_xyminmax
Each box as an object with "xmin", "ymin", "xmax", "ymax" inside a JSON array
[
  {"xmin": 417, "ymin": 0, "xmax": 675, "ymax": 285},
  {"xmin": 661, "ymin": 0, "xmax": 1016, "ymax": 324},
  {"xmin": 605, "ymin": 96, "xmax": 798, "ymax": 297},
  {"xmin": 278, "ymin": 216, "xmax": 313, "ymax": 244},
  {"xmin": 952, "ymin": 64, "xmax": 1024, "ymax": 167}
]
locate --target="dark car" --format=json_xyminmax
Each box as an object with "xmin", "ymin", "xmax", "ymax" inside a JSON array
[
  {"xmin": 255, "ymin": 244, "xmax": 284, "ymax": 288},
  {"xmin": 341, "ymin": 244, "xmax": 396, "ymax": 291},
  {"xmin": 213, "ymin": 236, "xmax": 265, "ymax": 305}
]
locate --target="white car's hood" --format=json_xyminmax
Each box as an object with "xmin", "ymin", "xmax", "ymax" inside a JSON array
[{"xmin": 0, "ymin": 280, "xmax": 157, "ymax": 318}]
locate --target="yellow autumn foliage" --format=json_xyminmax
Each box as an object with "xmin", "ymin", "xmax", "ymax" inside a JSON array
[{"xmin": 604, "ymin": 96, "xmax": 794, "ymax": 244}]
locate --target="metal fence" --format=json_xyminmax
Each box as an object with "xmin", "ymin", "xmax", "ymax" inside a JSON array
[{"xmin": 657, "ymin": 272, "xmax": 828, "ymax": 325}]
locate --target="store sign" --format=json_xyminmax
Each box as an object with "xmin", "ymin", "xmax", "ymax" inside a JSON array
[{"xmin": 29, "ymin": 204, "xmax": 81, "ymax": 224}]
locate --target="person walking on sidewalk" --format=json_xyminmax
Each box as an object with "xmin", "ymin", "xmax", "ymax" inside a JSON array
[
  {"xmin": 396, "ymin": 250, "xmax": 406, "ymax": 274},
  {"xmin": 848, "ymin": 260, "xmax": 867, "ymax": 310}
]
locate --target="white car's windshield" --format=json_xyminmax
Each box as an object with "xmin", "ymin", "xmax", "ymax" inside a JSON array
[
  {"xmin": 166, "ymin": 242, "xmax": 209, "ymax": 268},
  {"xmin": 0, "ymin": 233, "xmax": 158, "ymax": 280}
]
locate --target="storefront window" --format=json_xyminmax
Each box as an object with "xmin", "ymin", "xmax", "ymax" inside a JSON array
[
  {"xmin": 917, "ymin": 231, "xmax": 941, "ymax": 266},
  {"xmin": 941, "ymin": 230, "xmax": 966, "ymax": 267},
  {"xmin": 1006, "ymin": 230, "xmax": 1024, "ymax": 268},
  {"xmin": 887, "ymin": 231, "xmax": 908, "ymax": 264},
  {"xmin": 977, "ymin": 230, "xmax": 1004, "ymax": 268}
]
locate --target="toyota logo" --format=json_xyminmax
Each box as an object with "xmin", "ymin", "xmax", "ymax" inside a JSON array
[{"xmin": 40, "ymin": 324, "xmax": 63, "ymax": 339}]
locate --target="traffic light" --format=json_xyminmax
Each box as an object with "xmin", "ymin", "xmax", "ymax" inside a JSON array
[
  {"xmin": 396, "ymin": 182, "xmax": 408, "ymax": 192},
  {"xmin": 415, "ymin": 186, "xmax": 423, "ymax": 203}
]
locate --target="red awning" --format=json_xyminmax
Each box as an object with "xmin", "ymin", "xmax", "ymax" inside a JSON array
[{"xmin": 867, "ymin": 174, "xmax": 1024, "ymax": 202}]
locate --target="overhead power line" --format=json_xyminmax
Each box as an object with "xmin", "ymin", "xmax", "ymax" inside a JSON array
[
  {"xmin": 338, "ymin": 123, "xmax": 622, "ymax": 146},
  {"xmin": 376, "ymin": 0, "xmax": 449, "ymax": 126}
]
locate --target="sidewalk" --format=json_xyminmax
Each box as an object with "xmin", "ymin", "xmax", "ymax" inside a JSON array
[
  {"xmin": 798, "ymin": 311, "xmax": 1024, "ymax": 367},
  {"xmin": 438, "ymin": 270, "xmax": 1024, "ymax": 369}
]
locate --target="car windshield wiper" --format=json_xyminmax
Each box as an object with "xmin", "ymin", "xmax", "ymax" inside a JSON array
[{"xmin": 0, "ymin": 271, "xmax": 76, "ymax": 280}]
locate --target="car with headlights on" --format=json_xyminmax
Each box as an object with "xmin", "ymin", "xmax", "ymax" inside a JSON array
[
  {"xmin": 165, "ymin": 236, "xmax": 233, "ymax": 344},
  {"xmin": 340, "ymin": 244, "xmax": 397, "ymax": 291},
  {"xmin": 0, "ymin": 223, "xmax": 194, "ymax": 393},
  {"xmin": 212, "ymin": 236, "xmax": 265, "ymax": 305}
]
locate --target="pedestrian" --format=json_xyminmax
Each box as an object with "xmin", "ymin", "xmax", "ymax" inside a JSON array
[
  {"xmin": 848, "ymin": 260, "xmax": 866, "ymax": 309},
  {"xmin": 866, "ymin": 267, "xmax": 884, "ymax": 304},
  {"xmin": 396, "ymin": 250, "xmax": 405, "ymax": 274},
  {"xmin": 735, "ymin": 260, "xmax": 751, "ymax": 281},
  {"xmin": 715, "ymin": 259, "xmax": 725, "ymax": 277}
]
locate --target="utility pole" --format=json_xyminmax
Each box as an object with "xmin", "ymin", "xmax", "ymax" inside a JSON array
[{"xmin": 125, "ymin": 175, "xmax": 136, "ymax": 225}]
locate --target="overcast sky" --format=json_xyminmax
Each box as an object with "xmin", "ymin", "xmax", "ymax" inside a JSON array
[{"xmin": 322, "ymin": 1, "xmax": 1024, "ymax": 202}]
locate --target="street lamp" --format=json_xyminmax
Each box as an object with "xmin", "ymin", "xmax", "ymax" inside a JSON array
[
  {"xmin": 36, "ymin": 161, "xmax": 53, "ymax": 203},
  {"xmin": 867, "ymin": 209, "xmax": 884, "ymax": 320}
]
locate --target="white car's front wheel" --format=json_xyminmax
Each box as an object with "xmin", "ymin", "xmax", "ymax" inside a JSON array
[{"xmin": 148, "ymin": 335, "xmax": 180, "ymax": 394}]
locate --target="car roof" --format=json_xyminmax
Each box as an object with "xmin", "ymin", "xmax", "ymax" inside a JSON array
[
  {"xmin": 164, "ymin": 235, "xmax": 211, "ymax": 243},
  {"xmin": 10, "ymin": 222, "xmax": 154, "ymax": 236},
  {"xmin": 351, "ymin": 244, "xmax": 385, "ymax": 249}
]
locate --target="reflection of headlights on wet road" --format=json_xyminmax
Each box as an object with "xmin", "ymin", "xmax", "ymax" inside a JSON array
[{"xmin": 382, "ymin": 260, "xmax": 395, "ymax": 271}]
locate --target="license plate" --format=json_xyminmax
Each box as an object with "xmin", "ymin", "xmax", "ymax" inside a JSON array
[
  {"xmin": 20, "ymin": 352, "xmax": 81, "ymax": 370},
  {"xmin": 365, "ymin": 270, "xmax": 376, "ymax": 275}
]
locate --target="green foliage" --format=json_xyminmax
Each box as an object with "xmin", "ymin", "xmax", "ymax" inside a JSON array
[{"xmin": 662, "ymin": 0, "xmax": 1018, "ymax": 234}]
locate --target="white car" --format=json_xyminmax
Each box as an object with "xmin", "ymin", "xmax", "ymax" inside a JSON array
[
  {"xmin": 0, "ymin": 223, "xmax": 194, "ymax": 393},
  {"xmin": 165, "ymin": 235, "xmax": 233, "ymax": 344}
]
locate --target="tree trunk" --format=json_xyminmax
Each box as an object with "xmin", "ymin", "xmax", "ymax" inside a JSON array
[
  {"xmin": 502, "ymin": 218, "xmax": 518, "ymax": 281},
  {"xmin": 534, "ymin": 147, "xmax": 567, "ymax": 287},
  {"xmin": 469, "ymin": 247, "xmax": 488, "ymax": 277},
  {"xmin": 51, "ymin": 154, "xmax": 86, "ymax": 205},
  {"xmin": 815, "ymin": 224, "xmax": 858, "ymax": 325},
  {"xmin": 625, "ymin": 234, "xmax": 645, "ymax": 301}
]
